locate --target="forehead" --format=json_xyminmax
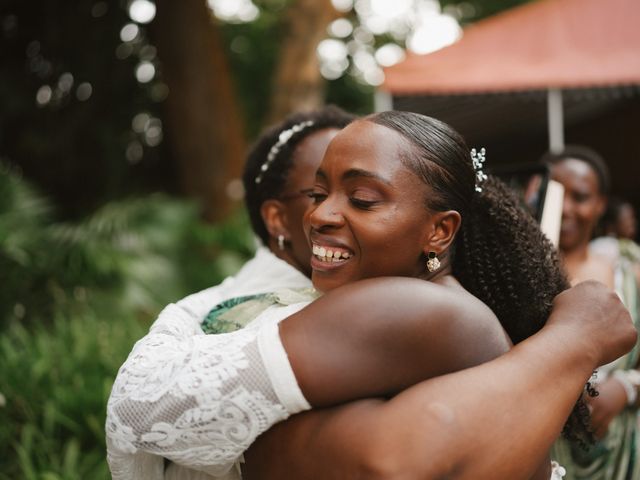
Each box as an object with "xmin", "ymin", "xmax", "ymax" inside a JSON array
[
  {"xmin": 321, "ymin": 120, "xmax": 412, "ymax": 175},
  {"xmin": 292, "ymin": 128, "xmax": 340, "ymax": 168},
  {"xmin": 287, "ymin": 128, "xmax": 340, "ymax": 185},
  {"xmin": 551, "ymin": 158, "xmax": 601, "ymax": 192}
]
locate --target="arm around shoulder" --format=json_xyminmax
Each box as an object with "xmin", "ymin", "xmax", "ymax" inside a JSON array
[{"xmin": 280, "ymin": 276, "xmax": 511, "ymax": 406}]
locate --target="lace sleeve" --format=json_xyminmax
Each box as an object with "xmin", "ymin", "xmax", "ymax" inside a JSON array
[{"xmin": 106, "ymin": 302, "xmax": 310, "ymax": 478}]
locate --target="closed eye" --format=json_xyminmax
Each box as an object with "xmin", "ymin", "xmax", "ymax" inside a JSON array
[
  {"xmin": 307, "ymin": 191, "xmax": 327, "ymax": 204},
  {"xmin": 350, "ymin": 197, "xmax": 379, "ymax": 210}
]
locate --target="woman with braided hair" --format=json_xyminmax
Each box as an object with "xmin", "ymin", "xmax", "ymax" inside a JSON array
[{"xmin": 107, "ymin": 111, "xmax": 622, "ymax": 479}]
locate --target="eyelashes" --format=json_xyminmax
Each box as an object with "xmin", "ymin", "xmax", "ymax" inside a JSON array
[
  {"xmin": 306, "ymin": 191, "xmax": 327, "ymax": 204},
  {"xmin": 349, "ymin": 198, "xmax": 378, "ymax": 210},
  {"xmin": 307, "ymin": 191, "xmax": 379, "ymax": 210}
]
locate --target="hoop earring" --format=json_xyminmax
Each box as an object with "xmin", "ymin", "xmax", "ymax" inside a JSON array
[
  {"xmin": 277, "ymin": 235, "xmax": 285, "ymax": 251},
  {"xmin": 426, "ymin": 252, "xmax": 441, "ymax": 272}
]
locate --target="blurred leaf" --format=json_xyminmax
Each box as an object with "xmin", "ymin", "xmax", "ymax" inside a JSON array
[{"xmin": 0, "ymin": 166, "xmax": 253, "ymax": 477}]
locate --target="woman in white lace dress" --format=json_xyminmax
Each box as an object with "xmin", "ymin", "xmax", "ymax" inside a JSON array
[{"xmin": 108, "ymin": 112, "xmax": 616, "ymax": 479}]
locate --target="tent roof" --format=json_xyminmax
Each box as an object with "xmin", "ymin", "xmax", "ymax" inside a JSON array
[{"xmin": 383, "ymin": 0, "xmax": 640, "ymax": 95}]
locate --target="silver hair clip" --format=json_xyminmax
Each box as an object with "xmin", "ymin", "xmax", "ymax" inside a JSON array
[
  {"xmin": 470, "ymin": 147, "xmax": 488, "ymax": 192},
  {"xmin": 255, "ymin": 120, "xmax": 315, "ymax": 184}
]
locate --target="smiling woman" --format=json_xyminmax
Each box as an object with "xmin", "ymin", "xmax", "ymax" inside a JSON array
[
  {"xmin": 544, "ymin": 146, "xmax": 640, "ymax": 480},
  {"xmin": 545, "ymin": 146, "xmax": 613, "ymax": 286},
  {"xmin": 107, "ymin": 111, "xmax": 598, "ymax": 480},
  {"xmin": 306, "ymin": 119, "xmax": 462, "ymax": 292}
]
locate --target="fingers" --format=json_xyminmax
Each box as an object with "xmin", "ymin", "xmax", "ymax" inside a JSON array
[{"xmin": 553, "ymin": 281, "xmax": 636, "ymax": 366}]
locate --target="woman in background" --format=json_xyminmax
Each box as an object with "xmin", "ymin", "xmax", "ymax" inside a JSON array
[{"xmin": 546, "ymin": 146, "xmax": 640, "ymax": 480}]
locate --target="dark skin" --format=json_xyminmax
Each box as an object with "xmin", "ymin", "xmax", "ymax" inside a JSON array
[
  {"xmin": 241, "ymin": 120, "xmax": 553, "ymax": 479},
  {"xmin": 262, "ymin": 128, "xmax": 340, "ymax": 277},
  {"xmin": 244, "ymin": 281, "xmax": 636, "ymax": 480},
  {"xmin": 305, "ymin": 121, "xmax": 460, "ymax": 292},
  {"xmin": 550, "ymin": 158, "xmax": 612, "ymax": 286},
  {"xmin": 551, "ymin": 158, "xmax": 633, "ymax": 439},
  {"xmin": 282, "ymin": 277, "xmax": 510, "ymax": 407}
]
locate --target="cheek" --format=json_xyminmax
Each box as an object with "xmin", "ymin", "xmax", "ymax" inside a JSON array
[
  {"xmin": 358, "ymin": 213, "xmax": 424, "ymax": 267},
  {"xmin": 290, "ymin": 202, "xmax": 310, "ymax": 228},
  {"xmin": 576, "ymin": 201, "xmax": 601, "ymax": 224},
  {"xmin": 301, "ymin": 203, "xmax": 316, "ymax": 233}
]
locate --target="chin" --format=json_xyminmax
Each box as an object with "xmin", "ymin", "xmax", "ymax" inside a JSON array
[{"xmin": 311, "ymin": 272, "xmax": 348, "ymax": 293}]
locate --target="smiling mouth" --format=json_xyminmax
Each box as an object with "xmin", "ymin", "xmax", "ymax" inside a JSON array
[{"xmin": 312, "ymin": 244, "xmax": 353, "ymax": 263}]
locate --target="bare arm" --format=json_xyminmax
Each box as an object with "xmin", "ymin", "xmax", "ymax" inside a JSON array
[
  {"xmin": 244, "ymin": 281, "xmax": 636, "ymax": 480},
  {"xmin": 279, "ymin": 277, "xmax": 510, "ymax": 406}
]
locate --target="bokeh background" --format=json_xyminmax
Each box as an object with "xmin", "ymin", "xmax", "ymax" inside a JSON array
[{"xmin": 1, "ymin": 0, "xmax": 638, "ymax": 478}]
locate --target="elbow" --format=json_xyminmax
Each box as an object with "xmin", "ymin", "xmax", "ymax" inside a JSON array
[
  {"xmin": 352, "ymin": 451, "xmax": 405, "ymax": 480},
  {"xmin": 352, "ymin": 434, "xmax": 457, "ymax": 480},
  {"xmin": 350, "ymin": 409, "xmax": 469, "ymax": 480}
]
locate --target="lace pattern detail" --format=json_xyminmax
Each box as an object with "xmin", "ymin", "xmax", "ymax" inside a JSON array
[
  {"xmin": 108, "ymin": 315, "xmax": 295, "ymax": 477},
  {"xmin": 107, "ymin": 302, "xmax": 312, "ymax": 479},
  {"xmin": 107, "ymin": 248, "xmax": 313, "ymax": 479}
]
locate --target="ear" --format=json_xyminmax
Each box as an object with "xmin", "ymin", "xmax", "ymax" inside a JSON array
[
  {"xmin": 423, "ymin": 210, "xmax": 462, "ymax": 255},
  {"xmin": 261, "ymin": 199, "xmax": 290, "ymax": 241}
]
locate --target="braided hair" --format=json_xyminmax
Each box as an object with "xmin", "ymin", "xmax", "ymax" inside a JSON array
[
  {"xmin": 368, "ymin": 110, "xmax": 593, "ymax": 445},
  {"xmin": 243, "ymin": 105, "xmax": 355, "ymax": 245}
]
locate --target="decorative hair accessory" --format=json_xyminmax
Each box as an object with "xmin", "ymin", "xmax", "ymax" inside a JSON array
[
  {"xmin": 470, "ymin": 147, "xmax": 488, "ymax": 192},
  {"xmin": 426, "ymin": 251, "xmax": 441, "ymax": 272},
  {"xmin": 255, "ymin": 120, "xmax": 315, "ymax": 184}
]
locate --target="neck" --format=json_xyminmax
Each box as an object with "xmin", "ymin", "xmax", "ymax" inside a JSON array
[
  {"xmin": 560, "ymin": 243, "xmax": 591, "ymax": 280},
  {"xmin": 561, "ymin": 243, "xmax": 589, "ymax": 264}
]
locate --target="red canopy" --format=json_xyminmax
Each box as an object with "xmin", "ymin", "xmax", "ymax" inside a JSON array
[{"xmin": 383, "ymin": 0, "xmax": 640, "ymax": 95}]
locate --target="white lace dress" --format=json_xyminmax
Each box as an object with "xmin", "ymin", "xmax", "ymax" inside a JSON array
[{"xmin": 106, "ymin": 247, "xmax": 312, "ymax": 480}]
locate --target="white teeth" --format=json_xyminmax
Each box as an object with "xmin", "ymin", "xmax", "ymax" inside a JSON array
[{"xmin": 312, "ymin": 244, "xmax": 352, "ymax": 262}]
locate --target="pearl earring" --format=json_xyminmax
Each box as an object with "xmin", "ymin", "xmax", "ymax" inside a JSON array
[
  {"xmin": 426, "ymin": 251, "xmax": 441, "ymax": 272},
  {"xmin": 277, "ymin": 235, "xmax": 285, "ymax": 251}
]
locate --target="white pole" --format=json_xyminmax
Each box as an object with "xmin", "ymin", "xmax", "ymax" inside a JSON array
[
  {"xmin": 547, "ymin": 88, "xmax": 564, "ymax": 153},
  {"xmin": 374, "ymin": 90, "xmax": 393, "ymax": 112}
]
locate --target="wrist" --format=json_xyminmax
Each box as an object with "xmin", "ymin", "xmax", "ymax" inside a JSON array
[
  {"xmin": 541, "ymin": 317, "xmax": 601, "ymax": 374},
  {"xmin": 612, "ymin": 370, "xmax": 640, "ymax": 406}
]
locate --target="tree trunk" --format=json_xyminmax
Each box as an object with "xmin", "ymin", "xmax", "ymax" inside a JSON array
[
  {"xmin": 154, "ymin": 0, "xmax": 245, "ymax": 222},
  {"xmin": 267, "ymin": 0, "xmax": 338, "ymax": 123}
]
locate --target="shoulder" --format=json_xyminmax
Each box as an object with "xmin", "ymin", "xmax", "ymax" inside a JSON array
[
  {"xmin": 336, "ymin": 278, "xmax": 512, "ymax": 364},
  {"xmin": 324, "ymin": 277, "xmax": 504, "ymax": 338},
  {"xmin": 331, "ymin": 276, "xmax": 493, "ymax": 314}
]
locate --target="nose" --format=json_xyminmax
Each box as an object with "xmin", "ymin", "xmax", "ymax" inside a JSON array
[{"xmin": 308, "ymin": 195, "xmax": 345, "ymax": 230}]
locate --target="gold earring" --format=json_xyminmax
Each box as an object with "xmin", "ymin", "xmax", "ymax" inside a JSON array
[{"xmin": 426, "ymin": 251, "xmax": 440, "ymax": 272}]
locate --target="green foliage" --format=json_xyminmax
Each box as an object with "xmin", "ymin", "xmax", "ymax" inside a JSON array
[
  {"xmin": 0, "ymin": 310, "xmax": 144, "ymax": 479},
  {"xmin": 0, "ymin": 165, "xmax": 254, "ymax": 478}
]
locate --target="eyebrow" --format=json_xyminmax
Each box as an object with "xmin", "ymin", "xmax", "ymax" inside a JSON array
[{"xmin": 315, "ymin": 167, "xmax": 392, "ymax": 186}]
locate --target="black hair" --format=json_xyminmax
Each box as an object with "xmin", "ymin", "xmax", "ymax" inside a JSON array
[
  {"xmin": 368, "ymin": 110, "xmax": 593, "ymax": 446},
  {"xmin": 602, "ymin": 196, "xmax": 631, "ymax": 228},
  {"xmin": 541, "ymin": 145, "xmax": 610, "ymax": 195},
  {"xmin": 243, "ymin": 105, "xmax": 356, "ymax": 245}
]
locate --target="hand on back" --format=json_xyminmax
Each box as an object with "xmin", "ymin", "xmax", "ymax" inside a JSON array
[{"xmin": 550, "ymin": 280, "xmax": 636, "ymax": 367}]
